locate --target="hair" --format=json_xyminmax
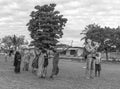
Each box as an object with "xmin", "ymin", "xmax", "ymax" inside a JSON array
[
  {"xmin": 16, "ymin": 51, "xmax": 19, "ymax": 54},
  {"xmin": 42, "ymin": 50, "xmax": 46, "ymax": 53},
  {"xmin": 53, "ymin": 49, "xmax": 57, "ymax": 53},
  {"xmin": 96, "ymin": 52, "xmax": 101, "ymax": 57},
  {"xmin": 85, "ymin": 38, "xmax": 90, "ymax": 44},
  {"xmin": 96, "ymin": 53, "xmax": 99, "ymax": 57},
  {"xmin": 15, "ymin": 51, "xmax": 20, "ymax": 56}
]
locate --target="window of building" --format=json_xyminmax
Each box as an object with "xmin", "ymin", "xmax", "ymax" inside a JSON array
[{"xmin": 70, "ymin": 50, "xmax": 76, "ymax": 56}]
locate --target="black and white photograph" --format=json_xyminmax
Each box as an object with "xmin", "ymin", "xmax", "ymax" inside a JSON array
[{"xmin": 0, "ymin": 0, "xmax": 120, "ymax": 89}]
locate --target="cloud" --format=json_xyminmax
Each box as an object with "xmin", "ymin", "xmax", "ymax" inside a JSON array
[
  {"xmin": 63, "ymin": 9, "xmax": 80, "ymax": 16},
  {"xmin": 0, "ymin": 16, "xmax": 13, "ymax": 22},
  {"xmin": 0, "ymin": 0, "xmax": 120, "ymax": 46}
]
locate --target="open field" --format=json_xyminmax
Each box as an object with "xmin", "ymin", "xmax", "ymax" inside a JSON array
[{"xmin": 0, "ymin": 56, "xmax": 120, "ymax": 89}]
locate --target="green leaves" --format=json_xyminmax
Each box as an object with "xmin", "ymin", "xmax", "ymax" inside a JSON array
[
  {"xmin": 27, "ymin": 3, "xmax": 67, "ymax": 51},
  {"xmin": 81, "ymin": 23, "xmax": 120, "ymax": 52},
  {"xmin": 2, "ymin": 35, "xmax": 26, "ymax": 50}
]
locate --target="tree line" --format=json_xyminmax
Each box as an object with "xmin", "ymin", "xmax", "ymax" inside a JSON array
[
  {"xmin": 0, "ymin": 35, "xmax": 28, "ymax": 51},
  {"xmin": 81, "ymin": 23, "xmax": 120, "ymax": 60},
  {"xmin": 2, "ymin": 3, "xmax": 120, "ymax": 61}
]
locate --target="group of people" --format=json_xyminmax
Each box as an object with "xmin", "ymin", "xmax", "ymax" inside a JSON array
[
  {"xmin": 84, "ymin": 39, "xmax": 102, "ymax": 79},
  {"xmin": 13, "ymin": 48, "xmax": 65, "ymax": 79},
  {"xmin": 10, "ymin": 39, "xmax": 102, "ymax": 80}
]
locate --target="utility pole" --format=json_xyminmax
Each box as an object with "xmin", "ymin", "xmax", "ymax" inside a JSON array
[{"xmin": 71, "ymin": 40, "xmax": 73, "ymax": 47}]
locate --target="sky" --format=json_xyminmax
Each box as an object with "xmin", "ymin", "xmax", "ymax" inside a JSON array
[{"xmin": 0, "ymin": 0, "xmax": 120, "ymax": 47}]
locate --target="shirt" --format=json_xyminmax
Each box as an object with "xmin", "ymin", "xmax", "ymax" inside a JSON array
[{"xmin": 95, "ymin": 56, "xmax": 101, "ymax": 64}]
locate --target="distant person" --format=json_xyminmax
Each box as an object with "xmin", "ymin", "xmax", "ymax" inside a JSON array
[
  {"xmin": 37, "ymin": 50, "xmax": 46, "ymax": 78},
  {"xmin": 14, "ymin": 51, "xmax": 21, "ymax": 73},
  {"xmin": 28, "ymin": 52, "xmax": 35, "ymax": 72},
  {"xmin": 8, "ymin": 50, "xmax": 14, "ymax": 62},
  {"xmin": 4, "ymin": 51, "xmax": 8, "ymax": 62},
  {"xmin": 85, "ymin": 39, "xmax": 100, "ymax": 79},
  {"xmin": 41, "ymin": 52, "xmax": 49, "ymax": 78},
  {"xmin": 84, "ymin": 39, "xmax": 92, "ymax": 79},
  {"xmin": 23, "ymin": 52, "xmax": 30, "ymax": 71},
  {"xmin": 50, "ymin": 50, "xmax": 59, "ymax": 79},
  {"xmin": 95, "ymin": 52, "xmax": 102, "ymax": 77},
  {"xmin": 9, "ymin": 50, "xmax": 13, "ymax": 57},
  {"xmin": 32, "ymin": 51, "xmax": 40, "ymax": 74},
  {"xmin": 50, "ymin": 47, "xmax": 69, "ymax": 79}
]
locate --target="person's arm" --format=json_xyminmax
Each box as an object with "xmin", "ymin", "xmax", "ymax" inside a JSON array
[
  {"xmin": 100, "ymin": 57, "xmax": 102, "ymax": 64},
  {"xmin": 92, "ymin": 42, "xmax": 101, "ymax": 52},
  {"xmin": 14, "ymin": 53, "xmax": 17, "ymax": 60},
  {"xmin": 85, "ymin": 44, "xmax": 92, "ymax": 52},
  {"xmin": 60, "ymin": 46, "xmax": 70, "ymax": 53},
  {"xmin": 19, "ymin": 54, "xmax": 22, "ymax": 61}
]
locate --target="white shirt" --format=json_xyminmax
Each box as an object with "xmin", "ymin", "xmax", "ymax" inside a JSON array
[{"xmin": 95, "ymin": 56, "xmax": 101, "ymax": 64}]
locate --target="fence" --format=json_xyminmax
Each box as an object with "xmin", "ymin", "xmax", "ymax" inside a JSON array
[{"xmin": 101, "ymin": 52, "xmax": 120, "ymax": 61}]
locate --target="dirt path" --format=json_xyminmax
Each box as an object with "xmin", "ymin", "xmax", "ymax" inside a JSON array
[{"xmin": 0, "ymin": 56, "xmax": 120, "ymax": 89}]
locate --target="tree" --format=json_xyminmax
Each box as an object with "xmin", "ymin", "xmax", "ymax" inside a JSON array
[
  {"xmin": 2, "ymin": 36, "xmax": 13, "ymax": 49},
  {"xmin": 113, "ymin": 26, "xmax": 120, "ymax": 51},
  {"xmin": 27, "ymin": 3, "xmax": 67, "ymax": 52},
  {"xmin": 81, "ymin": 24, "xmax": 106, "ymax": 48},
  {"xmin": 10, "ymin": 35, "xmax": 25, "ymax": 50},
  {"xmin": 2, "ymin": 35, "xmax": 26, "ymax": 51},
  {"xmin": 80, "ymin": 23, "xmax": 119, "ymax": 60}
]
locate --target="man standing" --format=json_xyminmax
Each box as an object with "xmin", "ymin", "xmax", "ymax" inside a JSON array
[{"xmin": 85, "ymin": 39, "xmax": 100, "ymax": 79}]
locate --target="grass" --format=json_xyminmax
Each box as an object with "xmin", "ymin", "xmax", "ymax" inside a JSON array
[{"xmin": 0, "ymin": 55, "xmax": 120, "ymax": 89}]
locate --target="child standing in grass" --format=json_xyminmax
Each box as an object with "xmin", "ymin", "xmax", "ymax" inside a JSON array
[{"xmin": 95, "ymin": 52, "xmax": 102, "ymax": 77}]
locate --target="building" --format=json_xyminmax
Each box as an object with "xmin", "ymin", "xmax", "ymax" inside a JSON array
[{"xmin": 58, "ymin": 47, "xmax": 84, "ymax": 59}]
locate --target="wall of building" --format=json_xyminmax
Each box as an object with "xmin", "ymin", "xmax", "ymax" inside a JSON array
[{"xmin": 60, "ymin": 48, "xmax": 83, "ymax": 57}]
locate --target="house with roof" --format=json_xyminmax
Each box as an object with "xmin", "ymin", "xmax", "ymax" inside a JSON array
[{"xmin": 58, "ymin": 46, "xmax": 84, "ymax": 59}]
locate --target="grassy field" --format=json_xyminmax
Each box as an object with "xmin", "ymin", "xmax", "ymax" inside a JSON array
[{"xmin": 0, "ymin": 55, "xmax": 120, "ymax": 89}]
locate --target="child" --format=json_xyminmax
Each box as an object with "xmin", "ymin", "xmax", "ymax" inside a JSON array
[{"xmin": 95, "ymin": 52, "xmax": 102, "ymax": 77}]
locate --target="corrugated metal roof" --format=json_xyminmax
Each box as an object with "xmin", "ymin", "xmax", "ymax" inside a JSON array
[{"xmin": 56, "ymin": 47, "xmax": 83, "ymax": 51}]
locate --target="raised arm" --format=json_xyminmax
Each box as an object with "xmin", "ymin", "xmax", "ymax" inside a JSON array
[
  {"xmin": 85, "ymin": 44, "xmax": 92, "ymax": 52},
  {"xmin": 60, "ymin": 46, "xmax": 70, "ymax": 53}
]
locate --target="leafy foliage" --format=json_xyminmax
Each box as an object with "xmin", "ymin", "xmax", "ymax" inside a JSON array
[
  {"xmin": 2, "ymin": 35, "xmax": 26, "ymax": 50},
  {"xmin": 81, "ymin": 23, "xmax": 120, "ymax": 52},
  {"xmin": 27, "ymin": 3, "xmax": 67, "ymax": 51},
  {"xmin": 81, "ymin": 24, "xmax": 120, "ymax": 60},
  {"xmin": 2, "ymin": 36, "xmax": 12, "ymax": 49}
]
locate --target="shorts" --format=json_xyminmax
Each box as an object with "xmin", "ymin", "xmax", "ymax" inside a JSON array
[{"xmin": 95, "ymin": 64, "xmax": 101, "ymax": 71}]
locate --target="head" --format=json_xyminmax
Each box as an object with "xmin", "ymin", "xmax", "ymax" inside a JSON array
[
  {"xmin": 42, "ymin": 50, "xmax": 46, "ymax": 54},
  {"xmin": 16, "ymin": 51, "xmax": 20, "ymax": 55},
  {"xmin": 93, "ymin": 41, "xmax": 99, "ymax": 46},
  {"xmin": 53, "ymin": 50, "xmax": 56, "ymax": 53},
  {"xmin": 86, "ymin": 39, "xmax": 92, "ymax": 45},
  {"xmin": 96, "ymin": 52, "xmax": 101, "ymax": 57},
  {"xmin": 53, "ymin": 49, "xmax": 60, "ymax": 55},
  {"xmin": 96, "ymin": 53, "xmax": 99, "ymax": 57}
]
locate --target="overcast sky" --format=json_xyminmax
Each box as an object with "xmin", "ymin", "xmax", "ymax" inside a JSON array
[{"xmin": 0, "ymin": 0, "xmax": 120, "ymax": 47}]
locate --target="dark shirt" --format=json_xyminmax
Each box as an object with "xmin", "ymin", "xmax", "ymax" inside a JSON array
[
  {"xmin": 43, "ymin": 55, "xmax": 49, "ymax": 68},
  {"xmin": 14, "ymin": 52, "xmax": 21, "ymax": 66}
]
